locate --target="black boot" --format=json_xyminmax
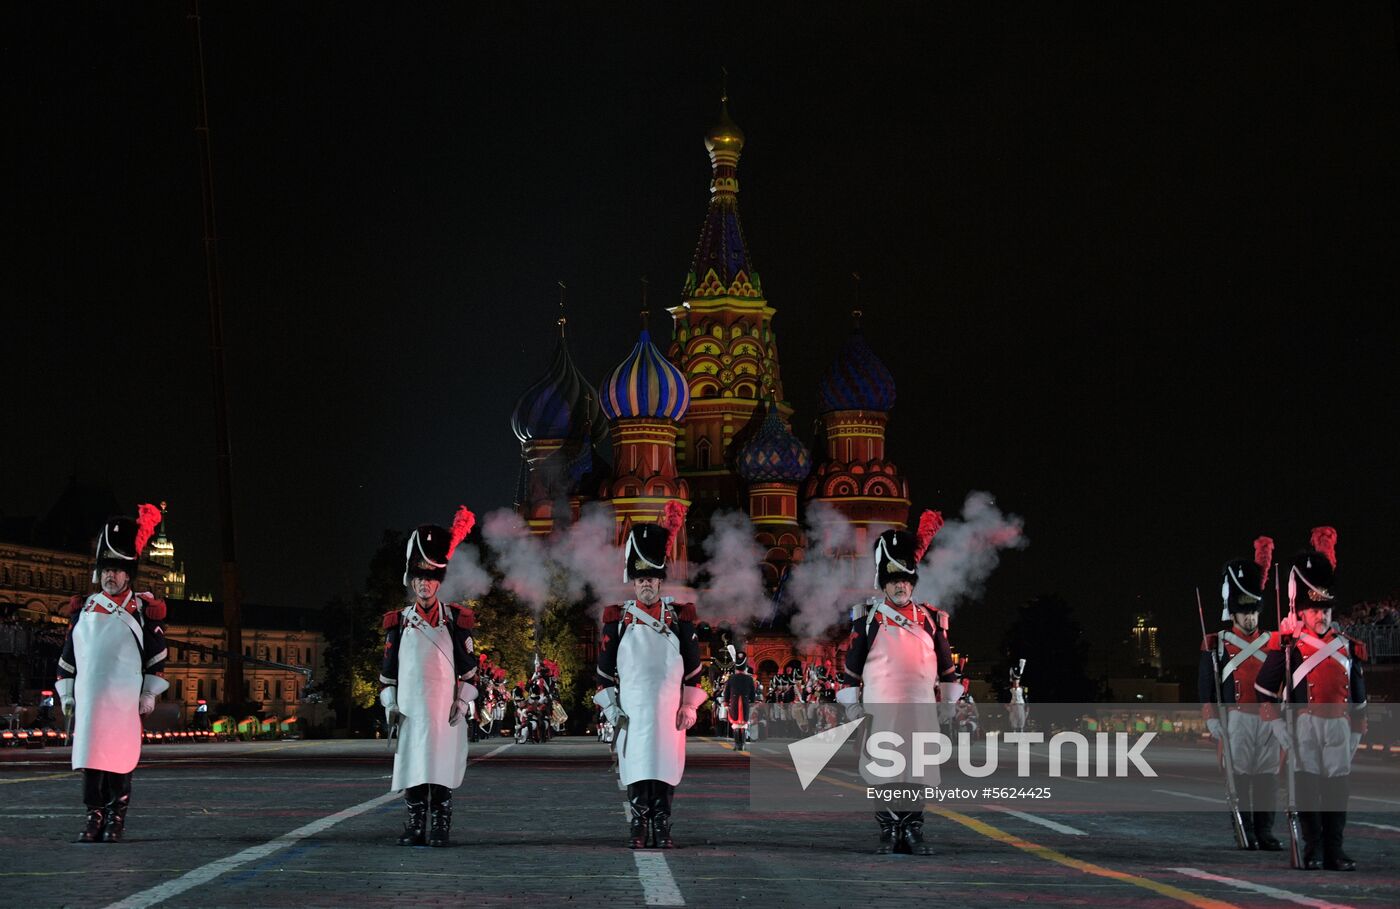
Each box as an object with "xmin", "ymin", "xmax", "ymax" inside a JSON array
[
  {"xmin": 77, "ymin": 807, "xmax": 106, "ymax": 844},
  {"xmin": 398, "ymin": 785, "xmax": 428, "ymax": 846},
  {"xmin": 1251, "ymin": 775, "xmax": 1282, "ymax": 851},
  {"xmin": 102, "ymin": 773, "xmax": 132, "ymax": 843},
  {"xmin": 627, "ymin": 783, "xmax": 650, "ymax": 849},
  {"xmin": 875, "ymin": 812, "xmax": 899, "ymax": 854},
  {"xmin": 428, "ymin": 785, "xmax": 452, "ymax": 847},
  {"xmin": 651, "ymin": 782, "xmax": 675, "ymax": 849},
  {"xmin": 1321, "ymin": 777, "xmax": 1354, "ymax": 871},
  {"xmin": 899, "ymin": 812, "xmax": 933, "ymax": 856}
]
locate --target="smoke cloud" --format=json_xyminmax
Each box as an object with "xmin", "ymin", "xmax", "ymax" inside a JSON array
[
  {"xmin": 914, "ymin": 491, "xmax": 1027, "ymax": 613},
  {"xmin": 694, "ymin": 509, "xmax": 770, "ymax": 625},
  {"xmin": 550, "ymin": 501, "xmax": 629, "ymax": 610},
  {"xmin": 481, "ymin": 509, "xmax": 552, "ymax": 613},
  {"xmin": 786, "ymin": 502, "xmax": 863, "ymax": 642},
  {"xmin": 440, "ymin": 541, "xmax": 492, "ymax": 604}
]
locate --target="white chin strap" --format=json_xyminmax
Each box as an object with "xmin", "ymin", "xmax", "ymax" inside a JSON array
[
  {"xmin": 623, "ymin": 532, "xmax": 666, "ymax": 581},
  {"xmin": 1288, "ymin": 564, "xmax": 1332, "ymax": 613},
  {"xmin": 402, "ymin": 530, "xmax": 448, "ymax": 586}
]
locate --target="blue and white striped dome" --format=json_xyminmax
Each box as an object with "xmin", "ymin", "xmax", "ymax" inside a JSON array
[{"xmin": 600, "ymin": 329, "xmax": 690, "ymax": 423}]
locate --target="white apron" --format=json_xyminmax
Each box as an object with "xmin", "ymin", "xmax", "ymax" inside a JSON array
[
  {"xmin": 71, "ymin": 595, "xmax": 144, "ymax": 774},
  {"xmin": 615, "ymin": 607, "xmax": 686, "ymax": 787},
  {"xmin": 860, "ymin": 610, "xmax": 941, "ymax": 788},
  {"xmin": 391, "ymin": 611, "xmax": 468, "ymax": 791}
]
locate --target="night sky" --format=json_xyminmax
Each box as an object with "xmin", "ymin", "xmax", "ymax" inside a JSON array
[{"xmin": 7, "ymin": 3, "xmax": 1398, "ymax": 667}]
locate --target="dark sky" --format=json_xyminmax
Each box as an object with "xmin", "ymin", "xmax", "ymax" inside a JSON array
[{"xmin": 7, "ymin": 3, "xmax": 1399, "ymax": 665}]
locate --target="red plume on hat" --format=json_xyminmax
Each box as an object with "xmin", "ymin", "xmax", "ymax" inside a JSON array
[
  {"xmin": 1253, "ymin": 535, "xmax": 1275, "ymax": 581},
  {"xmin": 447, "ymin": 505, "xmax": 476, "ymax": 559},
  {"xmin": 913, "ymin": 509, "xmax": 944, "ymax": 562},
  {"xmin": 134, "ymin": 503, "xmax": 163, "ymax": 556},
  {"xmin": 1310, "ymin": 526, "xmax": 1338, "ymax": 568},
  {"xmin": 661, "ymin": 500, "xmax": 688, "ymax": 555}
]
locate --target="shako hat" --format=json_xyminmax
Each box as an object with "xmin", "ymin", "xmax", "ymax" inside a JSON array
[
  {"xmin": 404, "ymin": 506, "xmax": 475, "ymax": 586},
  {"xmin": 92, "ymin": 503, "xmax": 162, "ymax": 584}
]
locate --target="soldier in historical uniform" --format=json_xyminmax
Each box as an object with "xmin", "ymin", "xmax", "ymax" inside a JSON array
[
  {"xmin": 722, "ymin": 651, "xmax": 757, "ymax": 752},
  {"xmin": 1256, "ymin": 527, "xmax": 1367, "ymax": 871},
  {"xmin": 1198, "ymin": 536, "xmax": 1281, "ymax": 850},
  {"xmin": 837, "ymin": 510, "xmax": 961, "ymax": 856},
  {"xmin": 594, "ymin": 503, "xmax": 706, "ymax": 849},
  {"xmin": 55, "ymin": 505, "xmax": 168, "ymax": 843},
  {"xmin": 380, "ymin": 508, "xmax": 479, "ymax": 847}
]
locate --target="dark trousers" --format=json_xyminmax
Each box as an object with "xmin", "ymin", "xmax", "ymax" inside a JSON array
[{"xmin": 83, "ymin": 769, "xmax": 132, "ymax": 808}]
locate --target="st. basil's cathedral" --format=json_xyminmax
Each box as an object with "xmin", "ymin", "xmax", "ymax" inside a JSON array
[{"xmin": 509, "ymin": 96, "xmax": 912, "ymax": 675}]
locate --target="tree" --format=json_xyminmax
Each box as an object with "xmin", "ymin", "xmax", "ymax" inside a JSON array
[
  {"xmin": 320, "ymin": 530, "xmax": 407, "ymax": 730},
  {"xmin": 999, "ymin": 594, "xmax": 1097, "ymax": 703}
]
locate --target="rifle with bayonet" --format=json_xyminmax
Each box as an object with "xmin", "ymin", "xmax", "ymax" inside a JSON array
[
  {"xmin": 1197, "ymin": 587, "xmax": 1251, "ymax": 849},
  {"xmin": 1276, "ymin": 564, "xmax": 1304, "ymax": 868}
]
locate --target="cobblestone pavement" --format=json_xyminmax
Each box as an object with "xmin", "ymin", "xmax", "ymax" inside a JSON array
[{"xmin": 1, "ymin": 736, "xmax": 1396, "ymax": 908}]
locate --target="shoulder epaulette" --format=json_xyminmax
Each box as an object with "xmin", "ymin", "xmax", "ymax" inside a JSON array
[
  {"xmin": 923, "ymin": 605, "xmax": 949, "ymax": 631},
  {"xmin": 383, "ymin": 610, "xmax": 400, "ymax": 630},
  {"xmin": 602, "ymin": 604, "xmax": 623, "ymax": 624},
  {"xmin": 454, "ymin": 605, "xmax": 476, "ymax": 630},
  {"xmin": 1348, "ymin": 636, "xmax": 1369, "ymax": 662},
  {"xmin": 674, "ymin": 602, "xmax": 697, "ymax": 623},
  {"xmin": 139, "ymin": 595, "xmax": 167, "ymax": 621},
  {"xmin": 1202, "ymin": 632, "xmax": 1219, "ymax": 652},
  {"xmin": 64, "ymin": 595, "xmax": 84, "ymax": 618}
]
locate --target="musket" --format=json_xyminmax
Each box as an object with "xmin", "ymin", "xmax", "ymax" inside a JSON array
[
  {"xmin": 387, "ymin": 715, "xmax": 400, "ymax": 753},
  {"xmin": 1197, "ymin": 587, "xmax": 1251, "ymax": 849},
  {"xmin": 1276, "ymin": 563, "xmax": 1304, "ymax": 868}
]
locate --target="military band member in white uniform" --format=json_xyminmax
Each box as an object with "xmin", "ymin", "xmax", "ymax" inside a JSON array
[
  {"xmin": 595, "ymin": 505, "xmax": 705, "ymax": 849},
  {"xmin": 380, "ymin": 508, "xmax": 479, "ymax": 847},
  {"xmin": 56, "ymin": 505, "xmax": 169, "ymax": 843},
  {"xmin": 1257, "ymin": 528, "xmax": 1367, "ymax": 871},
  {"xmin": 837, "ymin": 511, "xmax": 961, "ymax": 855}
]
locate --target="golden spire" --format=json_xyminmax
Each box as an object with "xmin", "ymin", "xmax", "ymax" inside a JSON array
[{"xmin": 704, "ymin": 68, "xmax": 745, "ymax": 162}]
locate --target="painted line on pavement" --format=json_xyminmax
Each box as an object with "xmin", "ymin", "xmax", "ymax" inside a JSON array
[
  {"xmin": 98, "ymin": 789, "xmax": 400, "ymax": 909},
  {"xmin": 739, "ymin": 748, "xmax": 1238, "ymax": 909},
  {"xmin": 987, "ymin": 805, "xmax": 1087, "ymax": 835},
  {"xmin": 99, "ymin": 741, "xmax": 515, "ymax": 909},
  {"xmin": 1351, "ymin": 795, "xmax": 1400, "ymax": 806},
  {"xmin": 1152, "ymin": 789, "xmax": 1221, "ymax": 804},
  {"xmin": 633, "ymin": 852, "xmax": 684, "ymax": 906},
  {"xmin": 1170, "ymin": 867, "xmax": 1355, "ymax": 909},
  {"xmin": 620, "ymin": 799, "xmax": 684, "ymax": 905},
  {"xmin": 1353, "ymin": 820, "xmax": 1400, "ymax": 833},
  {"xmin": 0, "ymin": 771, "xmax": 78, "ymax": 785}
]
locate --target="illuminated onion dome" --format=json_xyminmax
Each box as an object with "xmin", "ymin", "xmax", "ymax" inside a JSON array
[
  {"xmin": 600, "ymin": 328, "xmax": 690, "ymax": 422},
  {"xmin": 704, "ymin": 97, "xmax": 745, "ymax": 158},
  {"xmin": 737, "ymin": 400, "xmax": 811, "ymax": 484},
  {"xmin": 511, "ymin": 330, "xmax": 605, "ymax": 444},
  {"xmin": 817, "ymin": 324, "xmax": 896, "ymax": 413}
]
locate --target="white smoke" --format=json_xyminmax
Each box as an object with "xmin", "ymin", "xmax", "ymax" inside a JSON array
[
  {"xmin": 787, "ymin": 502, "xmax": 862, "ymax": 642},
  {"xmin": 440, "ymin": 541, "xmax": 492, "ymax": 604},
  {"xmin": 695, "ymin": 509, "xmax": 771, "ymax": 625},
  {"xmin": 481, "ymin": 509, "xmax": 552, "ymax": 613},
  {"xmin": 550, "ymin": 501, "xmax": 629, "ymax": 609},
  {"xmin": 914, "ymin": 491, "xmax": 1027, "ymax": 613}
]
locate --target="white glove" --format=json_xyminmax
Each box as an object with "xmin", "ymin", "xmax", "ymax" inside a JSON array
[
  {"xmin": 137, "ymin": 674, "xmax": 168, "ymax": 716},
  {"xmin": 835, "ymin": 686, "xmax": 863, "ymax": 721},
  {"xmin": 448, "ymin": 682, "xmax": 478, "ymax": 726},
  {"xmin": 1205, "ymin": 717, "xmax": 1223, "ymax": 740},
  {"xmin": 593, "ymin": 687, "xmax": 626, "ymax": 727},
  {"xmin": 55, "ymin": 678, "xmax": 75, "ymax": 716},
  {"xmin": 380, "ymin": 686, "xmax": 399, "ymax": 726},
  {"xmin": 1350, "ymin": 732, "xmax": 1362, "ymax": 755},
  {"xmin": 1278, "ymin": 614, "xmax": 1303, "ymax": 636},
  {"xmin": 676, "ymin": 706, "xmax": 697, "ymax": 731},
  {"xmin": 1268, "ymin": 718, "xmax": 1293, "ymax": 753}
]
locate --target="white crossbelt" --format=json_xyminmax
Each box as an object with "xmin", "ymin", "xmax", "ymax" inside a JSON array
[
  {"xmin": 872, "ymin": 602, "xmax": 936, "ymax": 655},
  {"xmin": 1219, "ymin": 631, "xmax": 1269, "ymax": 681},
  {"xmin": 1292, "ymin": 633, "xmax": 1349, "ymax": 691},
  {"xmin": 624, "ymin": 601, "xmax": 680, "ymax": 654}
]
